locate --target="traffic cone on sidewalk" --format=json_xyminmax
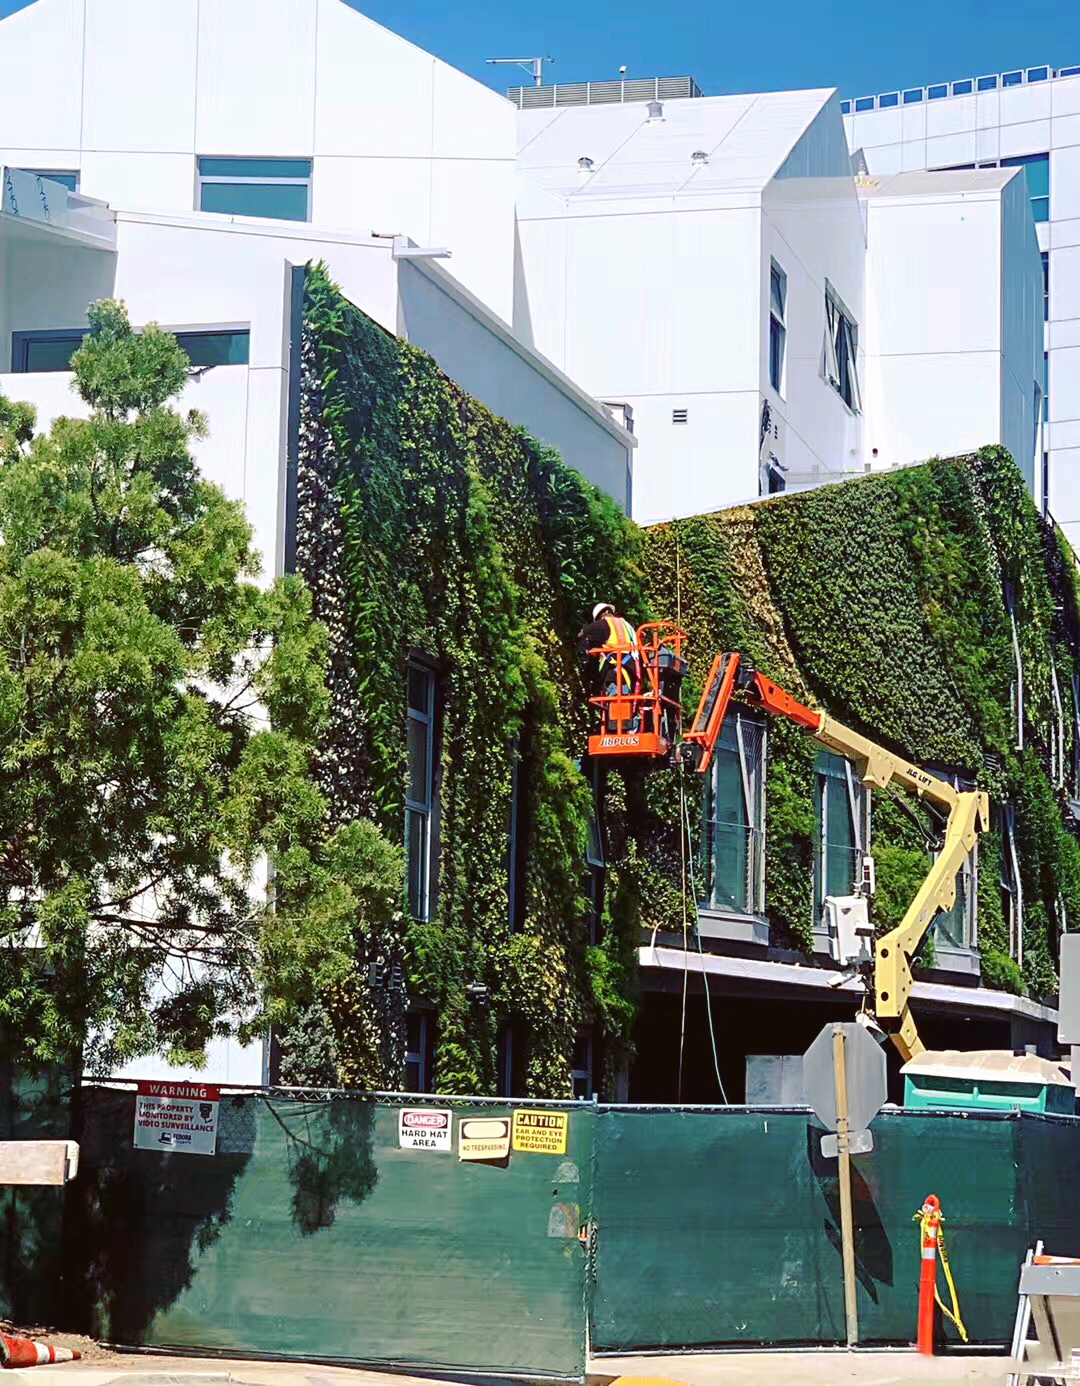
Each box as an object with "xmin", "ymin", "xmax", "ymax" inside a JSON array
[{"xmin": 0, "ymin": 1334, "xmax": 80, "ymax": 1367}]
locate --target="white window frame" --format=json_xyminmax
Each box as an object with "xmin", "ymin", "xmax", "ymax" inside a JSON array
[
  {"xmin": 702, "ymin": 712, "xmax": 766, "ymax": 916},
  {"xmin": 406, "ymin": 662, "xmax": 436, "ymax": 922},
  {"xmin": 823, "ymin": 281, "xmax": 862, "ymax": 414},
  {"xmin": 769, "ymin": 260, "xmax": 787, "ymax": 396},
  {"xmin": 196, "ymin": 156, "xmax": 312, "ymax": 222}
]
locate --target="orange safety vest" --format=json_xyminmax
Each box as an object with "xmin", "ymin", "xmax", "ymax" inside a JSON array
[{"xmin": 598, "ymin": 616, "xmax": 642, "ymax": 695}]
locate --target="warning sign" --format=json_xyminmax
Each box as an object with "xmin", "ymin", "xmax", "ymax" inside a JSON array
[
  {"xmin": 458, "ymin": 1116, "xmax": 511, "ymax": 1161},
  {"xmin": 133, "ymin": 1081, "xmax": 219, "ymax": 1156},
  {"xmin": 512, "ymin": 1109, "xmax": 568, "ymax": 1155},
  {"xmin": 399, "ymin": 1108, "xmax": 452, "ymax": 1150}
]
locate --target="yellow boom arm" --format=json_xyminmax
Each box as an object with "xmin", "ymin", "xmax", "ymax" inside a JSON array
[
  {"xmin": 684, "ymin": 654, "xmax": 990, "ymax": 1061},
  {"xmin": 814, "ymin": 713, "xmax": 989, "ymax": 1061}
]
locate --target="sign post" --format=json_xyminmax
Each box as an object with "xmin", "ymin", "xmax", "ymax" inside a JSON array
[
  {"xmin": 833, "ymin": 1025, "xmax": 860, "ymax": 1348},
  {"xmin": 803, "ymin": 1019, "xmax": 888, "ymax": 1349}
]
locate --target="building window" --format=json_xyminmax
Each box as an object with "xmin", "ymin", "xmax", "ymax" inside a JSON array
[
  {"xmin": 1002, "ymin": 70, "xmax": 1023, "ymax": 88},
  {"xmin": 952, "ymin": 80, "xmax": 973, "ymax": 95},
  {"xmin": 405, "ymin": 1010, "xmax": 431, "ymax": 1092},
  {"xmin": 702, "ymin": 712, "xmax": 765, "ymax": 916},
  {"xmin": 854, "ymin": 97, "xmax": 874, "ymax": 112},
  {"xmin": 815, "ymin": 752, "xmax": 868, "ymax": 915},
  {"xmin": 903, "ymin": 89, "xmax": 923, "ymax": 104},
  {"xmin": 11, "ymin": 326, "xmax": 250, "ymax": 373},
  {"xmin": 935, "ymin": 847, "xmax": 978, "ymax": 953},
  {"xmin": 571, "ymin": 1032, "xmax": 592, "ymax": 1100},
  {"xmin": 1042, "ymin": 251, "xmax": 1050, "ymax": 321},
  {"xmin": 197, "ymin": 157, "xmax": 311, "ymax": 222},
  {"xmin": 497, "ymin": 1023, "xmax": 516, "ymax": 1098},
  {"xmin": 977, "ymin": 75, "xmax": 998, "ymax": 91},
  {"xmin": 769, "ymin": 261, "xmax": 787, "ymax": 395},
  {"xmin": 1043, "ymin": 352, "xmax": 1049, "ymax": 423},
  {"xmin": 22, "ymin": 169, "xmax": 78, "ymax": 192},
  {"xmin": 823, "ymin": 284, "xmax": 861, "ymax": 413},
  {"xmin": 1043, "ymin": 451, "xmax": 1050, "ymax": 516},
  {"xmin": 928, "ymin": 84, "xmax": 948, "ymax": 100},
  {"xmin": 1001, "ymin": 153, "xmax": 1049, "ymax": 222},
  {"xmin": 879, "ymin": 92, "xmax": 899, "ymax": 108},
  {"xmin": 406, "ymin": 662, "xmax": 437, "ymax": 921}
]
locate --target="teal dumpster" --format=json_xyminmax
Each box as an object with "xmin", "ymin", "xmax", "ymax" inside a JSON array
[{"xmin": 902, "ymin": 1050, "xmax": 1076, "ymax": 1114}]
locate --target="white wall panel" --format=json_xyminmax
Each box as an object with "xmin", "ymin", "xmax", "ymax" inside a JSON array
[
  {"xmin": 1053, "ymin": 76, "xmax": 1080, "ymax": 118},
  {"xmin": 177, "ymin": 366, "xmax": 251, "ymax": 501},
  {"xmin": 864, "ymin": 353, "xmax": 1001, "ymax": 465},
  {"xmin": 196, "ymin": 0, "xmax": 317, "ymax": 157},
  {"xmin": 926, "ymin": 131, "xmax": 977, "ymax": 168},
  {"xmin": 627, "ymin": 393, "xmax": 761, "ymax": 524},
  {"xmin": 901, "ymin": 104, "xmax": 928, "ymax": 141},
  {"xmin": 1052, "ymin": 346, "xmax": 1080, "ymax": 422},
  {"xmin": 1052, "ymin": 114, "xmax": 1080, "ymax": 149},
  {"xmin": 999, "ymin": 83, "xmax": 1052, "ymax": 127},
  {"xmin": 431, "ymin": 61, "xmax": 515, "ymax": 161},
  {"xmin": 79, "ymin": 153, "xmax": 195, "ymax": 212},
  {"xmin": 976, "ymin": 91, "xmax": 1001, "ymax": 130},
  {"xmin": 864, "ymin": 143, "xmax": 902, "ymax": 176},
  {"xmin": 1052, "ymin": 148, "xmax": 1080, "ymax": 223},
  {"xmin": 1049, "ymin": 447, "xmax": 1080, "ymax": 526},
  {"xmin": 0, "ymin": 147, "xmax": 81, "ymax": 174},
  {"xmin": 926, "ymin": 95, "xmax": 976, "ymax": 138},
  {"xmin": 313, "ymin": 155, "xmax": 433, "ymax": 244},
  {"xmin": 901, "ymin": 140, "xmax": 929, "ymax": 171},
  {"xmin": 429, "ymin": 159, "xmax": 515, "ymax": 322},
  {"xmin": 1051, "ymin": 320, "xmax": 1080, "ymax": 349},
  {"xmin": 998, "ymin": 119, "xmax": 1052, "ymax": 158},
  {"xmin": 313, "ymin": 0, "xmax": 433, "ymax": 158},
  {"xmin": 1050, "ymin": 421, "xmax": 1080, "ymax": 450},
  {"xmin": 238, "ymin": 366, "xmax": 288, "ymax": 578},
  {"xmin": 1053, "ymin": 218, "xmax": 1080, "ymax": 250},
  {"xmin": 0, "ymin": 0, "xmax": 84, "ymax": 152},
  {"xmin": 82, "ymin": 0, "xmax": 197, "ymax": 154},
  {"xmin": 851, "ymin": 109, "xmax": 903, "ymax": 150},
  {"xmin": 976, "ymin": 126, "xmax": 1001, "ymax": 161}
]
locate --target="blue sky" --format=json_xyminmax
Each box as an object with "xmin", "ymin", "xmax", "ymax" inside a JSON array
[{"xmin": 0, "ymin": 0, "xmax": 1076, "ymax": 100}]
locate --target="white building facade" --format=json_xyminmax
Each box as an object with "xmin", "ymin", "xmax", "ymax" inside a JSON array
[
  {"xmin": 515, "ymin": 90, "xmax": 1044, "ymax": 524},
  {"xmin": 842, "ymin": 63, "xmax": 1080, "ymax": 550}
]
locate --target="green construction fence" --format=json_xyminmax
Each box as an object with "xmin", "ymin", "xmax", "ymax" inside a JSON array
[{"xmin": 23, "ymin": 1091, "xmax": 1080, "ymax": 1373}]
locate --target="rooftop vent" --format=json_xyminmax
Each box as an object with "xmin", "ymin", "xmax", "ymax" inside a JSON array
[
  {"xmin": 506, "ymin": 75, "xmax": 703, "ymax": 109},
  {"xmin": 691, "ymin": 149, "xmax": 709, "ymax": 163},
  {"xmin": 646, "ymin": 99, "xmax": 664, "ymax": 121},
  {"xmin": 672, "ymin": 408, "xmax": 689, "ymax": 425},
  {"xmin": 577, "ymin": 156, "xmax": 594, "ymax": 173}
]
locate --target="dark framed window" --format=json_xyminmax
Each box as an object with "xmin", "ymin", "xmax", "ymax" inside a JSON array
[
  {"xmin": 11, "ymin": 326, "xmax": 250, "ymax": 373},
  {"xmin": 702, "ymin": 712, "xmax": 765, "ymax": 916},
  {"xmin": 22, "ymin": 169, "xmax": 78, "ymax": 192},
  {"xmin": 814, "ymin": 751, "xmax": 867, "ymax": 915},
  {"xmin": 824, "ymin": 283, "xmax": 861, "ymax": 413},
  {"xmin": 404, "ymin": 1010, "xmax": 434, "ymax": 1092},
  {"xmin": 571, "ymin": 1033, "xmax": 593, "ymax": 1100},
  {"xmin": 1042, "ymin": 251, "xmax": 1050, "ymax": 320},
  {"xmin": 769, "ymin": 260, "xmax": 786, "ymax": 395},
  {"xmin": 879, "ymin": 92, "xmax": 899, "ymax": 108},
  {"xmin": 197, "ymin": 157, "xmax": 311, "ymax": 222},
  {"xmin": 406, "ymin": 661, "xmax": 437, "ymax": 921}
]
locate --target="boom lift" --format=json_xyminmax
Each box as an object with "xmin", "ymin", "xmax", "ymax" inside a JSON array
[{"xmin": 585, "ymin": 633, "xmax": 988, "ymax": 1062}]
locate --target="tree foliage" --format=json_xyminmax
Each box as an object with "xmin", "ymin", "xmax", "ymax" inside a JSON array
[{"xmin": 0, "ymin": 300, "xmax": 404, "ymax": 1076}]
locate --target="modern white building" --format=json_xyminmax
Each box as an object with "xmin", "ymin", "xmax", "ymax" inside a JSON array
[
  {"xmin": 0, "ymin": 0, "xmax": 1053, "ymax": 1082},
  {"xmin": 515, "ymin": 89, "xmax": 1043, "ymax": 524},
  {"xmin": 842, "ymin": 63, "xmax": 1080, "ymax": 550}
]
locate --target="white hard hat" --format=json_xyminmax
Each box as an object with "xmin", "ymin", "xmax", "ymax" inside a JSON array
[{"xmin": 592, "ymin": 602, "xmax": 615, "ymax": 621}]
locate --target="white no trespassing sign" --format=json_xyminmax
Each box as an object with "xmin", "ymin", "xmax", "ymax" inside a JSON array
[
  {"xmin": 398, "ymin": 1108, "xmax": 452, "ymax": 1150},
  {"xmin": 134, "ymin": 1081, "xmax": 219, "ymax": 1156}
]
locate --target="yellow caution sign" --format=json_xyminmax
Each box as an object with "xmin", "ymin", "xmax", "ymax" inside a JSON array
[{"xmin": 512, "ymin": 1109, "xmax": 568, "ymax": 1155}]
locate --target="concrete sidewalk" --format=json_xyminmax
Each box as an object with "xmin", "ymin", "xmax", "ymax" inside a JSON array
[{"xmin": 1, "ymin": 1351, "xmax": 1022, "ymax": 1386}]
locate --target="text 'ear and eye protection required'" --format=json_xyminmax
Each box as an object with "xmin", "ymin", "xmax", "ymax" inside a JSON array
[{"xmin": 512, "ymin": 1109, "xmax": 568, "ymax": 1155}]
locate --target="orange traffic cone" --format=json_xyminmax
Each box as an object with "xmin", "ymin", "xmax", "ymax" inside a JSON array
[{"xmin": 0, "ymin": 1335, "xmax": 80, "ymax": 1367}]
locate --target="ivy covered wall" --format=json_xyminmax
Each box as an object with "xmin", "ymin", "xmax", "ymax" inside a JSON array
[{"xmin": 295, "ymin": 266, "xmax": 1080, "ymax": 1099}]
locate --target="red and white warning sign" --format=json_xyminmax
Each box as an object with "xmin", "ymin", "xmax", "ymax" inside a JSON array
[
  {"xmin": 398, "ymin": 1107, "xmax": 452, "ymax": 1151},
  {"xmin": 133, "ymin": 1081, "xmax": 219, "ymax": 1156}
]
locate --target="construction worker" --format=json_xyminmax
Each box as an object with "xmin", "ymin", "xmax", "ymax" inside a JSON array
[{"xmin": 577, "ymin": 602, "xmax": 642, "ymax": 731}]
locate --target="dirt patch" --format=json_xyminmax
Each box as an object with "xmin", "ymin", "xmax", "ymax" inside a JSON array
[{"xmin": 0, "ymin": 1324, "xmax": 115, "ymax": 1363}]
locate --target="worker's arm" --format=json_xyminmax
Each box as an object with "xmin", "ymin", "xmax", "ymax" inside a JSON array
[{"xmin": 576, "ymin": 617, "xmax": 612, "ymax": 652}]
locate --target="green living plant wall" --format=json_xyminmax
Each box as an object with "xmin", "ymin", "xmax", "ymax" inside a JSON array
[
  {"xmin": 297, "ymin": 264, "xmax": 1080, "ymax": 1096},
  {"xmin": 641, "ymin": 451, "xmax": 1080, "ymax": 997},
  {"xmin": 295, "ymin": 264, "xmax": 647, "ymax": 1098}
]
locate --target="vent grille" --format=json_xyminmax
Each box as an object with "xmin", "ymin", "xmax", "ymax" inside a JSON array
[
  {"xmin": 508, "ymin": 76, "xmax": 703, "ymax": 109},
  {"xmin": 672, "ymin": 408, "xmax": 689, "ymax": 425}
]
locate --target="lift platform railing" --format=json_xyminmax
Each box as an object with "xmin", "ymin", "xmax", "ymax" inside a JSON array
[{"xmin": 586, "ymin": 622, "xmax": 688, "ymax": 760}]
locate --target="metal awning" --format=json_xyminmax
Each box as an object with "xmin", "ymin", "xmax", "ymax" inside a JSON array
[{"xmin": 639, "ymin": 944, "xmax": 1059, "ymax": 1026}]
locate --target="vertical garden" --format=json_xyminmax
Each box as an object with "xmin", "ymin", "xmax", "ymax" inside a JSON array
[{"xmin": 296, "ymin": 264, "xmax": 1080, "ymax": 1098}]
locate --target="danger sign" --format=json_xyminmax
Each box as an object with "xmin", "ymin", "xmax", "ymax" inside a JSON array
[
  {"xmin": 512, "ymin": 1109, "xmax": 568, "ymax": 1155},
  {"xmin": 133, "ymin": 1081, "xmax": 219, "ymax": 1156},
  {"xmin": 399, "ymin": 1108, "xmax": 452, "ymax": 1150}
]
